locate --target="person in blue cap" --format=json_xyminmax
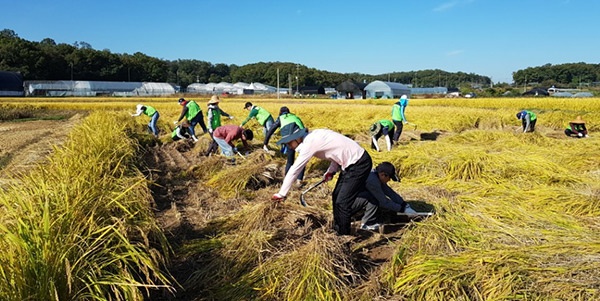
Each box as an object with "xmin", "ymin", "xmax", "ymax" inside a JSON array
[
  {"xmin": 516, "ymin": 110, "xmax": 537, "ymax": 133},
  {"xmin": 271, "ymin": 123, "xmax": 372, "ymax": 235}
]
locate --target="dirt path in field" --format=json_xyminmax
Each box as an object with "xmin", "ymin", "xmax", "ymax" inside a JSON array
[
  {"xmin": 0, "ymin": 114, "xmax": 83, "ymax": 187},
  {"xmin": 142, "ymin": 139, "xmax": 408, "ymax": 300}
]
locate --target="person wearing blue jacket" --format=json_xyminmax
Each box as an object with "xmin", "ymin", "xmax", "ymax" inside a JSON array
[{"xmin": 356, "ymin": 162, "xmax": 417, "ymax": 231}]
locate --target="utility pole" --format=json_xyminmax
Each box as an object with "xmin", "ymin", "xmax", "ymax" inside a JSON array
[
  {"xmin": 276, "ymin": 68, "xmax": 280, "ymax": 99},
  {"xmin": 296, "ymin": 64, "xmax": 300, "ymax": 95}
]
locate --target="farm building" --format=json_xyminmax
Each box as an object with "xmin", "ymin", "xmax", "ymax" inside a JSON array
[
  {"xmin": 0, "ymin": 71, "xmax": 24, "ymax": 96},
  {"xmin": 363, "ymin": 80, "xmax": 411, "ymax": 99},
  {"xmin": 186, "ymin": 82, "xmax": 281, "ymax": 95},
  {"xmin": 411, "ymin": 86, "xmax": 448, "ymax": 95},
  {"xmin": 25, "ymin": 80, "xmax": 176, "ymax": 96},
  {"xmin": 298, "ymin": 86, "xmax": 325, "ymax": 95},
  {"xmin": 522, "ymin": 88, "xmax": 549, "ymax": 97},
  {"xmin": 336, "ymin": 80, "xmax": 367, "ymax": 99}
]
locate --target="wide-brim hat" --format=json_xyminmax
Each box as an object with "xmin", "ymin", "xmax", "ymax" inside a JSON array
[
  {"xmin": 375, "ymin": 162, "xmax": 399, "ymax": 181},
  {"xmin": 369, "ymin": 122, "xmax": 382, "ymax": 136},
  {"xmin": 277, "ymin": 123, "xmax": 308, "ymax": 145},
  {"xmin": 571, "ymin": 115, "xmax": 586, "ymax": 124},
  {"xmin": 208, "ymin": 95, "xmax": 220, "ymax": 104}
]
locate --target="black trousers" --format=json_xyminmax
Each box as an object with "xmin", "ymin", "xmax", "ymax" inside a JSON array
[
  {"xmin": 350, "ymin": 196, "xmax": 379, "ymax": 226},
  {"xmin": 331, "ymin": 151, "xmax": 372, "ymax": 235},
  {"xmin": 392, "ymin": 120, "xmax": 404, "ymax": 142}
]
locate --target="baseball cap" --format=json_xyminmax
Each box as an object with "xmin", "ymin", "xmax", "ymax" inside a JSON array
[{"xmin": 375, "ymin": 162, "xmax": 399, "ymax": 181}]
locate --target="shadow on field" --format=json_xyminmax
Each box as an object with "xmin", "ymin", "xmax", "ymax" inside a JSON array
[{"xmin": 420, "ymin": 131, "xmax": 442, "ymax": 141}]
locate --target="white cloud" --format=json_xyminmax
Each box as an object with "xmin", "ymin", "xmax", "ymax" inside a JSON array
[
  {"xmin": 433, "ymin": 0, "xmax": 476, "ymax": 12},
  {"xmin": 446, "ymin": 50, "xmax": 464, "ymax": 56},
  {"xmin": 433, "ymin": 1, "xmax": 458, "ymax": 12}
]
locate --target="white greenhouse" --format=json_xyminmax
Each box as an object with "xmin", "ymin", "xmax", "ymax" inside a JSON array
[
  {"xmin": 25, "ymin": 81, "xmax": 176, "ymax": 96},
  {"xmin": 186, "ymin": 82, "xmax": 280, "ymax": 95},
  {"xmin": 363, "ymin": 81, "xmax": 411, "ymax": 99}
]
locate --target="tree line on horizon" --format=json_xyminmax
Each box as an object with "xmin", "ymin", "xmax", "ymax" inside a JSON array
[{"xmin": 1, "ymin": 29, "xmax": 598, "ymax": 90}]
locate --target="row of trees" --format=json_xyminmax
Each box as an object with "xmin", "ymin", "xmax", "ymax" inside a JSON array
[
  {"xmin": 513, "ymin": 63, "xmax": 600, "ymax": 88},
  {"xmin": 6, "ymin": 28, "xmax": 597, "ymax": 90},
  {"xmin": 0, "ymin": 29, "xmax": 493, "ymax": 89}
]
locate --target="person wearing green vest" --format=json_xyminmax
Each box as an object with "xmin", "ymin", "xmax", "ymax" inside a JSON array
[
  {"xmin": 240, "ymin": 102, "xmax": 274, "ymax": 136},
  {"xmin": 516, "ymin": 110, "xmax": 537, "ymax": 133},
  {"xmin": 205, "ymin": 95, "xmax": 234, "ymax": 156},
  {"xmin": 565, "ymin": 115, "xmax": 589, "ymax": 138},
  {"xmin": 171, "ymin": 120, "xmax": 192, "ymax": 141},
  {"xmin": 264, "ymin": 106, "xmax": 307, "ymax": 185},
  {"xmin": 175, "ymin": 97, "xmax": 207, "ymax": 142},
  {"xmin": 391, "ymin": 94, "xmax": 408, "ymax": 143},
  {"xmin": 369, "ymin": 119, "xmax": 395, "ymax": 152},
  {"xmin": 131, "ymin": 104, "xmax": 160, "ymax": 138}
]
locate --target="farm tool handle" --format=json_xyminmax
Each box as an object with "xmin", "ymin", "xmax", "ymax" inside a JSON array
[
  {"xmin": 300, "ymin": 179, "xmax": 326, "ymax": 207},
  {"xmin": 406, "ymin": 122, "xmax": 418, "ymax": 130}
]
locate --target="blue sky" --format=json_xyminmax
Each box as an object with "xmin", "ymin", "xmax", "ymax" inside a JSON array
[{"xmin": 1, "ymin": 0, "xmax": 597, "ymax": 83}]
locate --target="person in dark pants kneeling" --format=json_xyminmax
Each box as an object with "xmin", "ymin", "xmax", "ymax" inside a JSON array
[{"xmin": 271, "ymin": 123, "xmax": 372, "ymax": 235}]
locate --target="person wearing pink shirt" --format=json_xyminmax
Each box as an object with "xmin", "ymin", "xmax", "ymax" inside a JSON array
[
  {"xmin": 271, "ymin": 123, "xmax": 372, "ymax": 235},
  {"xmin": 212, "ymin": 125, "xmax": 253, "ymax": 164}
]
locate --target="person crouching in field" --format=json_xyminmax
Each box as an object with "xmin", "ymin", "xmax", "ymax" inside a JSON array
[
  {"xmin": 354, "ymin": 162, "xmax": 418, "ymax": 231},
  {"xmin": 271, "ymin": 123, "xmax": 372, "ymax": 236},
  {"xmin": 171, "ymin": 121, "xmax": 192, "ymax": 141},
  {"xmin": 369, "ymin": 120, "xmax": 395, "ymax": 152},
  {"xmin": 516, "ymin": 110, "xmax": 537, "ymax": 133},
  {"xmin": 565, "ymin": 116, "xmax": 589, "ymax": 138},
  {"xmin": 205, "ymin": 95, "xmax": 234, "ymax": 156},
  {"xmin": 212, "ymin": 125, "xmax": 253, "ymax": 165},
  {"xmin": 131, "ymin": 104, "xmax": 160, "ymax": 138}
]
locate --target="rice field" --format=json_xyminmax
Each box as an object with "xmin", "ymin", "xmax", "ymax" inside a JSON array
[{"xmin": 0, "ymin": 96, "xmax": 599, "ymax": 300}]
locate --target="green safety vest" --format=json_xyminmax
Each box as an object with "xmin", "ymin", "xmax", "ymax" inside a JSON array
[
  {"xmin": 525, "ymin": 110, "xmax": 537, "ymax": 120},
  {"xmin": 255, "ymin": 106, "xmax": 271, "ymax": 126},
  {"xmin": 185, "ymin": 101, "xmax": 201, "ymax": 120},
  {"xmin": 143, "ymin": 105, "xmax": 157, "ymax": 117},
  {"xmin": 379, "ymin": 119, "xmax": 394, "ymax": 130},
  {"xmin": 280, "ymin": 113, "xmax": 304, "ymax": 129},
  {"xmin": 209, "ymin": 107, "xmax": 222, "ymax": 129},
  {"xmin": 391, "ymin": 103, "xmax": 404, "ymax": 121}
]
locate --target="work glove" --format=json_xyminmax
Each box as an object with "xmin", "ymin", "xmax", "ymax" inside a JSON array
[
  {"xmin": 323, "ymin": 172, "xmax": 335, "ymax": 182},
  {"xmin": 233, "ymin": 147, "xmax": 238, "ymax": 153},
  {"xmin": 173, "ymin": 121, "xmax": 178, "ymax": 125},
  {"xmin": 263, "ymin": 145, "xmax": 269, "ymax": 152},
  {"xmin": 271, "ymin": 193, "xmax": 285, "ymax": 202},
  {"xmin": 578, "ymin": 133, "xmax": 583, "ymax": 137},
  {"xmin": 208, "ymin": 128, "xmax": 213, "ymax": 134},
  {"xmin": 229, "ymin": 116, "xmax": 235, "ymax": 120}
]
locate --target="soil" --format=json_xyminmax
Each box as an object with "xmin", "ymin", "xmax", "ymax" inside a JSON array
[
  {"xmin": 0, "ymin": 119, "xmax": 431, "ymax": 299},
  {"xmin": 0, "ymin": 114, "xmax": 83, "ymax": 187}
]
